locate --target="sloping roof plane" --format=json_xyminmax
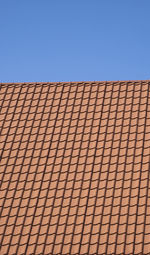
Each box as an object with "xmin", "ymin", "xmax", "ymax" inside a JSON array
[{"xmin": 0, "ymin": 81, "xmax": 150, "ymax": 254}]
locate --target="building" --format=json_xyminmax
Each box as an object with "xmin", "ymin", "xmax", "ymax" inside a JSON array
[{"xmin": 0, "ymin": 80, "xmax": 150, "ymax": 254}]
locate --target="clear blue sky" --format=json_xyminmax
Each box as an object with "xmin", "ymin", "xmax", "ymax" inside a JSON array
[{"xmin": 0, "ymin": 1, "xmax": 150, "ymax": 83}]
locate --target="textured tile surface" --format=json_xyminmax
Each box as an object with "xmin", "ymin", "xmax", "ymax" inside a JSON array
[{"xmin": 0, "ymin": 81, "xmax": 150, "ymax": 254}]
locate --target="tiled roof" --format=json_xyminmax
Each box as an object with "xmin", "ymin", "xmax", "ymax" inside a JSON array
[{"xmin": 0, "ymin": 81, "xmax": 150, "ymax": 255}]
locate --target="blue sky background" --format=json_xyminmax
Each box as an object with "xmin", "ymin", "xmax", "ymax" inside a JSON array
[{"xmin": 0, "ymin": 0, "xmax": 150, "ymax": 83}]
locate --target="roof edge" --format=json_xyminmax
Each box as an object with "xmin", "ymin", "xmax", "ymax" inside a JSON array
[{"xmin": 0, "ymin": 79, "xmax": 150, "ymax": 86}]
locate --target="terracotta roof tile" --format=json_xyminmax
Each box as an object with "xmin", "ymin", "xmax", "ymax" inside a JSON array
[{"xmin": 0, "ymin": 81, "xmax": 150, "ymax": 254}]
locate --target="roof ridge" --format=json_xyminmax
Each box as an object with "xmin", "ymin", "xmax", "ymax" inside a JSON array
[{"xmin": 0, "ymin": 79, "xmax": 150, "ymax": 86}]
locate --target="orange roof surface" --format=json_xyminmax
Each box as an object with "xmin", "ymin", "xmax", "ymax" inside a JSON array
[{"xmin": 0, "ymin": 81, "xmax": 150, "ymax": 255}]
